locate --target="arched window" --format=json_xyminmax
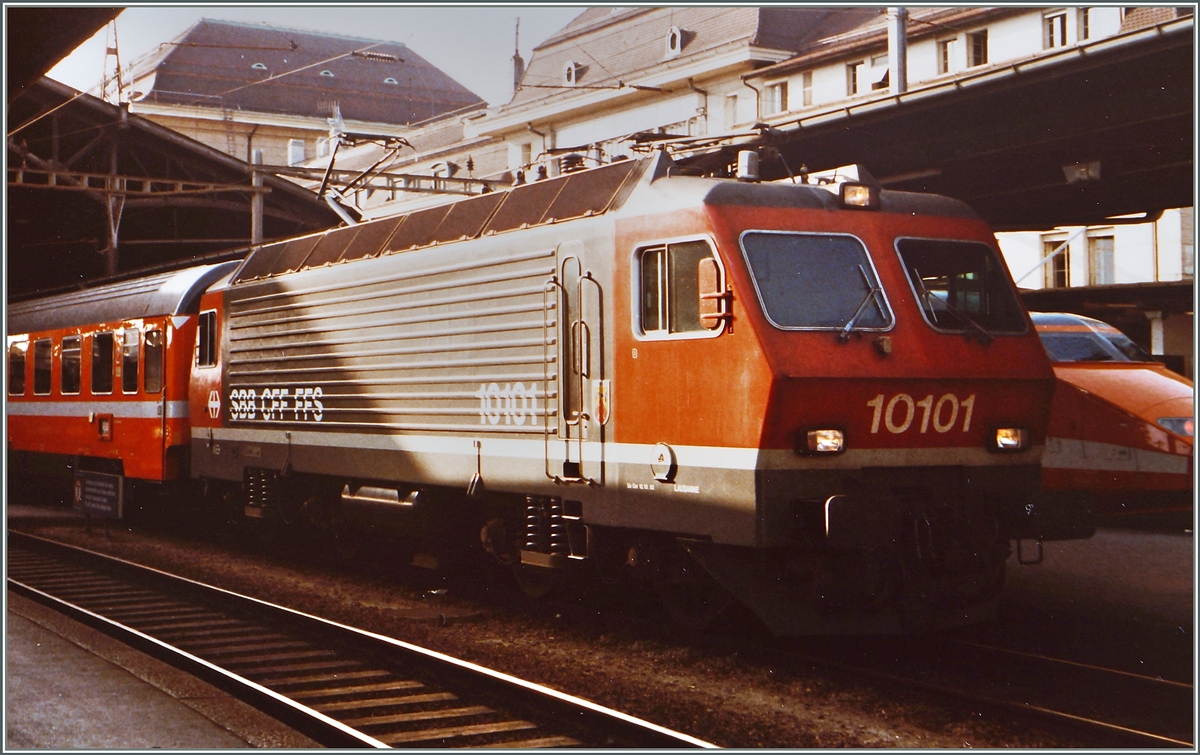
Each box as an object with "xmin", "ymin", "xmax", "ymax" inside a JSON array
[
  {"xmin": 319, "ymin": 69, "xmax": 335, "ymax": 77},
  {"xmin": 384, "ymin": 77, "xmax": 398, "ymax": 85},
  {"xmin": 251, "ymin": 62, "xmax": 267, "ymax": 70},
  {"xmin": 563, "ymin": 61, "xmax": 581, "ymax": 86},
  {"xmin": 665, "ymin": 26, "xmax": 684, "ymax": 58}
]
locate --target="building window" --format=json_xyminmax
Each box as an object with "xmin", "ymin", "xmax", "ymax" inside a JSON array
[
  {"xmin": 1043, "ymin": 236, "xmax": 1070, "ymax": 288},
  {"xmin": 639, "ymin": 240, "xmax": 722, "ymax": 336},
  {"xmin": 251, "ymin": 62, "xmax": 267, "ymax": 70},
  {"xmin": 122, "ymin": 328, "xmax": 139, "ymax": 394},
  {"xmin": 319, "ymin": 69, "xmax": 335, "ymax": 77},
  {"xmin": 197, "ymin": 311, "xmax": 218, "ymax": 367},
  {"xmin": 763, "ymin": 81, "xmax": 788, "ymax": 116},
  {"xmin": 61, "ymin": 335, "xmax": 81, "ymax": 395},
  {"xmin": 846, "ymin": 61, "xmax": 864, "ymax": 96},
  {"xmin": 968, "ymin": 30, "xmax": 988, "ymax": 66},
  {"xmin": 1044, "ymin": 12, "xmax": 1067, "ymax": 48},
  {"xmin": 564, "ymin": 61, "xmax": 582, "ymax": 86},
  {"xmin": 665, "ymin": 26, "xmax": 684, "ymax": 58},
  {"xmin": 725, "ymin": 93, "xmax": 739, "ymax": 130},
  {"xmin": 937, "ymin": 38, "xmax": 956, "ymax": 74},
  {"xmin": 144, "ymin": 329, "xmax": 163, "ymax": 394},
  {"xmin": 288, "ymin": 139, "xmax": 306, "ymax": 166},
  {"xmin": 383, "ymin": 76, "xmax": 398, "ymax": 85},
  {"xmin": 801, "ymin": 71, "xmax": 813, "ymax": 107},
  {"xmin": 33, "ymin": 338, "xmax": 52, "ymax": 395},
  {"xmin": 8, "ymin": 341, "xmax": 27, "ymax": 395},
  {"xmin": 1088, "ymin": 235, "xmax": 1115, "ymax": 285},
  {"xmin": 91, "ymin": 332, "xmax": 114, "ymax": 394},
  {"xmin": 1077, "ymin": 8, "xmax": 1090, "ymax": 40}
]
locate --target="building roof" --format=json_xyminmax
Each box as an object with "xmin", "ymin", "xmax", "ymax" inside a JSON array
[
  {"xmin": 507, "ymin": 7, "xmax": 876, "ymax": 109},
  {"xmin": 126, "ymin": 18, "xmax": 485, "ymax": 126}
]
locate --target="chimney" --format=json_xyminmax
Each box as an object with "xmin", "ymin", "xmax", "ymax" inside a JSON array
[{"xmin": 513, "ymin": 19, "xmax": 525, "ymax": 93}]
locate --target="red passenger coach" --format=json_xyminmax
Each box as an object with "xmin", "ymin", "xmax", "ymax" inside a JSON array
[{"xmin": 7, "ymin": 264, "xmax": 238, "ymax": 491}]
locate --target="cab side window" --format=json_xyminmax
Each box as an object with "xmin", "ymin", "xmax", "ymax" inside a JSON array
[
  {"xmin": 33, "ymin": 339, "xmax": 52, "ymax": 395},
  {"xmin": 8, "ymin": 341, "xmax": 28, "ymax": 395},
  {"xmin": 61, "ymin": 336, "xmax": 81, "ymax": 394},
  {"xmin": 638, "ymin": 240, "xmax": 722, "ymax": 336},
  {"xmin": 197, "ymin": 311, "xmax": 217, "ymax": 367},
  {"xmin": 91, "ymin": 332, "xmax": 114, "ymax": 394}
]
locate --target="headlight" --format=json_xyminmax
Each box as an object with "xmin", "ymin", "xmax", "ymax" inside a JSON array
[
  {"xmin": 1158, "ymin": 417, "xmax": 1194, "ymax": 437},
  {"xmin": 840, "ymin": 182, "xmax": 880, "ymax": 209},
  {"xmin": 991, "ymin": 427, "xmax": 1029, "ymax": 452},
  {"xmin": 801, "ymin": 428, "xmax": 845, "ymax": 455}
]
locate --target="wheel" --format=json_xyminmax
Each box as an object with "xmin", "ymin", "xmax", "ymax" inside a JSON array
[{"xmin": 654, "ymin": 545, "xmax": 735, "ymax": 632}]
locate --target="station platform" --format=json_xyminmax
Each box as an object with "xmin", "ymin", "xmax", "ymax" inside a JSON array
[{"xmin": 6, "ymin": 502, "xmax": 317, "ymax": 749}]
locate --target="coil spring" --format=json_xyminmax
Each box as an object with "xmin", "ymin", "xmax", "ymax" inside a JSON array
[
  {"xmin": 246, "ymin": 468, "xmax": 280, "ymax": 510},
  {"xmin": 523, "ymin": 496, "xmax": 569, "ymax": 555}
]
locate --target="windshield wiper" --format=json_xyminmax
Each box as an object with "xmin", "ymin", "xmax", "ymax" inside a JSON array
[
  {"xmin": 911, "ymin": 267, "xmax": 993, "ymax": 346},
  {"xmin": 838, "ymin": 265, "xmax": 886, "ymax": 343}
]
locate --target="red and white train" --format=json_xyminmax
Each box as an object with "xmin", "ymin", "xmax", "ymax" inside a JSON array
[
  {"xmin": 7, "ymin": 152, "xmax": 1095, "ymax": 633},
  {"xmin": 1032, "ymin": 312, "xmax": 1193, "ymax": 519}
]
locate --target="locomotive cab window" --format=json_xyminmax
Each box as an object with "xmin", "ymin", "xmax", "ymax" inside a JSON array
[
  {"xmin": 197, "ymin": 311, "xmax": 218, "ymax": 367},
  {"xmin": 8, "ymin": 341, "xmax": 28, "ymax": 395},
  {"xmin": 33, "ymin": 339, "xmax": 52, "ymax": 395},
  {"xmin": 740, "ymin": 231, "xmax": 892, "ymax": 331},
  {"xmin": 637, "ymin": 239, "xmax": 725, "ymax": 337},
  {"xmin": 896, "ymin": 238, "xmax": 1026, "ymax": 337},
  {"xmin": 91, "ymin": 332, "xmax": 114, "ymax": 394},
  {"xmin": 61, "ymin": 336, "xmax": 81, "ymax": 395},
  {"xmin": 122, "ymin": 328, "xmax": 140, "ymax": 394},
  {"xmin": 144, "ymin": 329, "xmax": 164, "ymax": 393}
]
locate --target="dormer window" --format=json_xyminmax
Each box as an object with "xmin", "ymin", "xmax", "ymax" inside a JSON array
[
  {"xmin": 665, "ymin": 26, "xmax": 685, "ymax": 58},
  {"xmin": 564, "ymin": 61, "xmax": 582, "ymax": 86},
  {"xmin": 251, "ymin": 62, "xmax": 267, "ymax": 70},
  {"xmin": 384, "ymin": 77, "xmax": 398, "ymax": 85},
  {"xmin": 319, "ymin": 69, "xmax": 335, "ymax": 77}
]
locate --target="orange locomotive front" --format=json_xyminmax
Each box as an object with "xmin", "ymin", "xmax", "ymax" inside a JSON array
[
  {"xmin": 7, "ymin": 264, "xmax": 238, "ymax": 500},
  {"xmin": 604, "ymin": 170, "xmax": 1075, "ymax": 633}
]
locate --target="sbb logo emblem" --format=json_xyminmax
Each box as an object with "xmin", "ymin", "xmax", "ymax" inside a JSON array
[{"xmin": 208, "ymin": 390, "xmax": 221, "ymax": 419}]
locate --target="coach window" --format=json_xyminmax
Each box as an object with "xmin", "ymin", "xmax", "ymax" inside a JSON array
[
  {"xmin": 144, "ymin": 329, "xmax": 164, "ymax": 393},
  {"xmin": 197, "ymin": 311, "xmax": 218, "ymax": 367},
  {"xmin": 92, "ymin": 332, "xmax": 115, "ymax": 394},
  {"xmin": 61, "ymin": 336, "xmax": 81, "ymax": 395},
  {"xmin": 33, "ymin": 339, "xmax": 52, "ymax": 395},
  {"xmin": 740, "ymin": 232, "xmax": 892, "ymax": 331},
  {"xmin": 638, "ymin": 239, "xmax": 723, "ymax": 337},
  {"xmin": 122, "ymin": 328, "xmax": 140, "ymax": 394},
  {"xmin": 8, "ymin": 341, "xmax": 28, "ymax": 395}
]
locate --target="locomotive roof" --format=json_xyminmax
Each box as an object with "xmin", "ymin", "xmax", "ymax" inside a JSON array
[
  {"xmin": 6, "ymin": 262, "xmax": 239, "ymax": 335},
  {"xmin": 228, "ymin": 152, "xmax": 980, "ymax": 285}
]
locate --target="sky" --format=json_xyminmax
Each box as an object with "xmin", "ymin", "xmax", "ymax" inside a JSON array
[{"xmin": 47, "ymin": 5, "xmax": 587, "ymax": 107}]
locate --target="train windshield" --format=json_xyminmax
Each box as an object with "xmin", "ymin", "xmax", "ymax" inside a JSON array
[
  {"xmin": 1032, "ymin": 314, "xmax": 1154, "ymax": 363},
  {"xmin": 740, "ymin": 232, "xmax": 892, "ymax": 331},
  {"xmin": 896, "ymin": 238, "xmax": 1027, "ymax": 338}
]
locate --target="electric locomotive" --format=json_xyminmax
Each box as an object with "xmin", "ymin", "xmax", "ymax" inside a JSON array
[{"xmin": 7, "ymin": 151, "xmax": 1094, "ymax": 633}]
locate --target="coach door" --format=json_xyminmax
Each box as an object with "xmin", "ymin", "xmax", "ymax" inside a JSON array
[{"xmin": 546, "ymin": 241, "xmax": 606, "ymax": 485}]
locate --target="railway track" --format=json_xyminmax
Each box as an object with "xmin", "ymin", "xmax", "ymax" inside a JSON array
[
  {"xmin": 6, "ymin": 530, "xmax": 714, "ymax": 749},
  {"xmin": 770, "ymin": 634, "xmax": 1194, "ymax": 748}
]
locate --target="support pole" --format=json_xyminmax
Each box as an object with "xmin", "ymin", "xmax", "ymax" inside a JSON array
[
  {"xmin": 251, "ymin": 149, "xmax": 264, "ymax": 245},
  {"xmin": 887, "ymin": 8, "xmax": 908, "ymax": 96}
]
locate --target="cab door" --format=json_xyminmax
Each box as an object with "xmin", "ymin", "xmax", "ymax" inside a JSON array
[{"xmin": 546, "ymin": 241, "xmax": 606, "ymax": 485}]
